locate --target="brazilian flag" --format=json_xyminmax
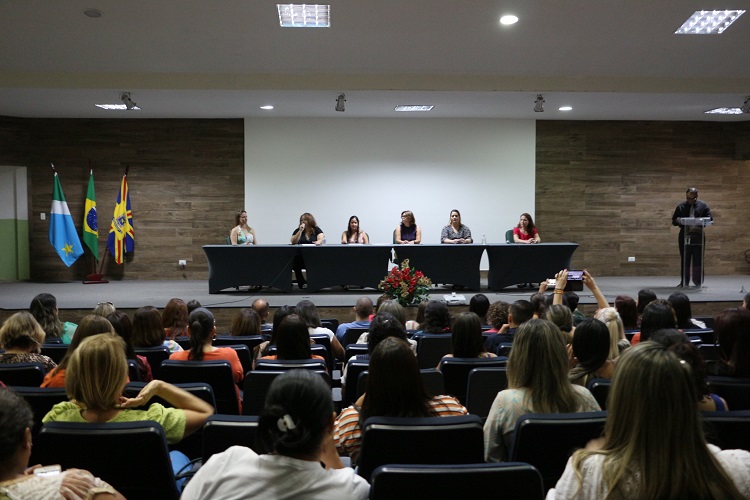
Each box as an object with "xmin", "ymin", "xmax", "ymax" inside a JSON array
[{"xmin": 83, "ymin": 169, "xmax": 98, "ymax": 259}]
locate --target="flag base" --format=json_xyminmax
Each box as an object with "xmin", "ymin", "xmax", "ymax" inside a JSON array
[{"xmin": 83, "ymin": 273, "xmax": 109, "ymax": 284}]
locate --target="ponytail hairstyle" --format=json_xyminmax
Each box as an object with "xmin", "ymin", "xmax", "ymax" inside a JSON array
[
  {"xmin": 257, "ymin": 369, "xmax": 333, "ymax": 458},
  {"xmin": 29, "ymin": 293, "xmax": 62, "ymax": 338},
  {"xmin": 187, "ymin": 307, "xmax": 216, "ymax": 361}
]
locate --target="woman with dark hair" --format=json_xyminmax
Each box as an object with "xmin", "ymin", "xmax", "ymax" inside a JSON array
[
  {"xmin": 568, "ymin": 318, "xmax": 615, "ymax": 387},
  {"xmin": 630, "ymin": 300, "xmax": 676, "ymax": 345},
  {"xmin": 183, "ymin": 370, "xmax": 369, "ymax": 500},
  {"xmin": 162, "ymin": 298, "xmax": 189, "ymax": 339},
  {"xmin": 636, "ymin": 289, "xmax": 657, "ymax": 317},
  {"xmin": 295, "ymin": 300, "xmax": 345, "ymax": 360},
  {"xmin": 416, "ymin": 300, "xmax": 451, "ymax": 335},
  {"xmin": 710, "ymin": 307, "xmax": 750, "ymax": 378},
  {"xmin": 341, "ymin": 215, "xmax": 369, "ymax": 244},
  {"xmin": 230, "ymin": 308, "xmax": 261, "ymax": 337},
  {"xmin": 254, "ymin": 305, "xmax": 296, "ymax": 363},
  {"xmin": 484, "ymin": 319, "xmax": 600, "ymax": 462},
  {"xmin": 29, "ymin": 292, "xmax": 77, "ymax": 343},
  {"xmin": 290, "ymin": 213, "xmax": 325, "ymax": 289},
  {"xmin": 0, "ymin": 312, "xmax": 56, "ymax": 372},
  {"xmin": 530, "ymin": 292, "xmax": 547, "ymax": 318},
  {"xmin": 404, "ymin": 301, "xmax": 427, "ymax": 330},
  {"xmin": 107, "ymin": 311, "xmax": 153, "ymax": 382},
  {"xmin": 334, "ymin": 337, "xmax": 466, "ymax": 464},
  {"xmin": 614, "ymin": 295, "xmax": 638, "ymax": 330},
  {"xmin": 668, "ymin": 292, "xmax": 706, "ymax": 329},
  {"xmin": 395, "ymin": 210, "xmax": 421, "ymax": 244},
  {"xmin": 230, "ymin": 209, "xmax": 256, "ymax": 246},
  {"xmin": 132, "ymin": 306, "xmax": 183, "ymax": 353},
  {"xmin": 513, "ymin": 213, "xmax": 541, "ymax": 244},
  {"xmin": 438, "ymin": 312, "xmax": 496, "ymax": 367},
  {"xmin": 550, "ymin": 342, "xmax": 749, "ymax": 499},
  {"xmin": 440, "ymin": 209, "xmax": 472, "ymax": 244},
  {"xmin": 469, "ymin": 294, "xmax": 490, "ymax": 324},
  {"xmin": 258, "ymin": 315, "xmax": 326, "ymax": 366}
]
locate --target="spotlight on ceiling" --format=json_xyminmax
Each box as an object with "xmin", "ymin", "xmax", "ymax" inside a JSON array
[
  {"xmin": 534, "ymin": 94, "xmax": 545, "ymax": 113},
  {"xmin": 335, "ymin": 93, "xmax": 346, "ymax": 112},
  {"xmin": 742, "ymin": 96, "xmax": 750, "ymax": 114},
  {"xmin": 120, "ymin": 92, "xmax": 140, "ymax": 110}
]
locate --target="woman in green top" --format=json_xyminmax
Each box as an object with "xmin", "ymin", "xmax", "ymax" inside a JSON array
[{"xmin": 29, "ymin": 292, "xmax": 77, "ymax": 344}]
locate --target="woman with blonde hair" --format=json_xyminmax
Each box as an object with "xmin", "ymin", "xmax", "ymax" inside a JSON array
[
  {"xmin": 484, "ymin": 319, "xmax": 600, "ymax": 462},
  {"xmin": 594, "ymin": 307, "xmax": 630, "ymax": 358},
  {"xmin": 550, "ymin": 342, "xmax": 750, "ymax": 498},
  {"xmin": 0, "ymin": 311, "xmax": 56, "ymax": 372},
  {"xmin": 395, "ymin": 210, "xmax": 421, "ymax": 244}
]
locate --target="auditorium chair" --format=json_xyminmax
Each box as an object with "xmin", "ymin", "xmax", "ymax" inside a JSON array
[
  {"xmin": 356, "ymin": 368, "xmax": 444, "ymax": 402},
  {"xmin": 465, "ymin": 367, "xmax": 508, "ymax": 420},
  {"xmin": 134, "ymin": 345, "xmax": 171, "ymax": 380},
  {"xmin": 264, "ymin": 344, "xmax": 331, "ymax": 373},
  {"xmin": 702, "ymin": 410, "xmax": 750, "ymax": 452},
  {"xmin": 242, "ymin": 370, "xmax": 330, "ymax": 416},
  {"xmin": 214, "ymin": 334, "xmax": 264, "ymax": 353},
  {"xmin": 698, "ymin": 343, "xmax": 720, "ymax": 361},
  {"xmin": 254, "ymin": 358, "xmax": 328, "ymax": 372},
  {"xmin": 11, "ymin": 386, "xmax": 68, "ymax": 435},
  {"xmin": 159, "ymin": 360, "xmax": 240, "ymax": 415},
  {"xmin": 707, "ymin": 376, "xmax": 750, "ymax": 411},
  {"xmin": 342, "ymin": 359, "xmax": 369, "ymax": 406},
  {"xmin": 40, "ymin": 343, "xmax": 68, "ymax": 364},
  {"xmin": 344, "ymin": 343, "xmax": 368, "ymax": 360},
  {"xmin": 0, "ymin": 362, "xmax": 46, "ymax": 386},
  {"xmin": 202, "ymin": 414, "xmax": 261, "ymax": 463},
  {"xmin": 586, "ymin": 378, "xmax": 611, "ymax": 410},
  {"xmin": 344, "ymin": 327, "xmax": 369, "ymax": 347},
  {"xmin": 438, "ymin": 356, "xmax": 508, "ymax": 406},
  {"xmin": 416, "ymin": 334, "xmax": 453, "ymax": 369}
]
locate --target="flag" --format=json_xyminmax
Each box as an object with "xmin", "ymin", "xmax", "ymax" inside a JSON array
[
  {"xmin": 107, "ymin": 173, "xmax": 134, "ymax": 264},
  {"xmin": 82, "ymin": 169, "xmax": 98, "ymax": 259},
  {"xmin": 49, "ymin": 171, "xmax": 84, "ymax": 267}
]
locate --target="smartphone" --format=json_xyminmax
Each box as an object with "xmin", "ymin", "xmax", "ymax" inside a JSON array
[
  {"xmin": 546, "ymin": 278, "xmax": 557, "ymax": 286},
  {"xmin": 34, "ymin": 465, "xmax": 62, "ymax": 477},
  {"xmin": 567, "ymin": 270, "xmax": 584, "ymax": 281}
]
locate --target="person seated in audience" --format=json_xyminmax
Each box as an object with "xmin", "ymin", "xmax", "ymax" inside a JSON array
[
  {"xmin": 251, "ymin": 298, "xmax": 273, "ymax": 332},
  {"xmin": 0, "ymin": 311, "xmax": 57, "ymax": 372},
  {"xmin": 549, "ymin": 342, "xmax": 750, "ymax": 499},
  {"xmin": 334, "ymin": 337, "xmax": 467, "ymax": 464},
  {"xmin": 92, "ymin": 301, "xmax": 116, "ymax": 318},
  {"xmin": 0, "ymin": 388, "xmax": 124, "ymax": 500},
  {"xmin": 254, "ymin": 305, "xmax": 296, "ymax": 363},
  {"xmin": 568, "ymin": 318, "xmax": 616, "ymax": 387},
  {"xmin": 484, "ymin": 300, "xmax": 534, "ymax": 354},
  {"xmin": 107, "ymin": 311, "xmax": 153, "ymax": 382},
  {"xmin": 593, "ymin": 307, "xmax": 630, "ymax": 357},
  {"xmin": 743, "ymin": 292, "xmax": 750, "ymax": 309},
  {"xmin": 650, "ymin": 329, "xmax": 728, "ymax": 411},
  {"xmin": 183, "ymin": 369, "xmax": 369, "ymax": 500},
  {"xmin": 336, "ymin": 297, "xmax": 374, "ymax": 344},
  {"xmin": 41, "ymin": 315, "xmax": 117, "ymax": 388},
  {"xmin": 630, "ymin": 300, "xmax": 677, "ymax": 345},
  {"xmin": 484, "ymin": 319, "xmax": 601, "ymax": 462},
  {"xmin": 395, "ymin": 210, "xmax": 421, "ymax": 244},
  {"xmin": 709, "ymin": 307, "xmax": 750, "ymax": 378},
  {"xmin": 131, "ymin": 305, "xmax": 183, "ymax": 353},
  {"xmin": 230, "ymin": 209, "xmax": 257, "ymax": 246},
  {"xmin": 440, "ymin": 209, "xmax": 472, "ymax": 244},
  {"xmin": 296, "ymin": 300, "xmax": 345, "ymax": 360},
  {"xmin": 484, "ymin": 301, "xmax": 510, "ymax": 334},
  {"xmin": 290, "ymin": 212, "xmax": 325, "ymax": 289},
  {"xmin": 530, "ymin": 292, "xmax": 547, "ymax": 318},
  {"xmin": 257, "ymin": 315, "xmax": 327, "ymax": 368},
  {"xmin": 29, "ymin": 292, "xmax": 77, "ymax": 344},
  {"xmin": 545, "ymin": 304, "xmax": 575, "ymax": 342},
  {"xmin": 353, "ymin": 301, "xmax": 416, "ymax": 351},
  {"xmin": 170, "ymin": 307, "xmax": 243, "ymax": 412},
  {"xmin": 341, "ymin": 215, "xmax": 369, "ymax": 244},
  {"xmin": 552, "ymin": 269, "xmax": 610, "ymax": 317},
  {"xmin": 565, "ymin": 292, "xmax": 586, "ymax": 325},
  {"xmin": 636, "ymin": 288, "xmax": 658, "ymax": 323},
  {"xmin": 230, "ymin": 308, "xmax": 261, "ymax": 336},
  {"xmin": 469, "ymin": 293, "xmax": 491, "ymax": 326},
  {"xmin": 162, "ymin": 298, "xmax": 189, "ymax": 339},
  {"xmin": 614, "ymin": 295, "xmax": 638, "ymax": 330},
  {"xmin": 513, "ymin": 213, "xmax": 541, "ymax": 244},
  {"xmin": 413, "ymin": 300, "xmax": 452, "ymax": 337},
  {"xmin": 668, "ymin": 292, "xmax": 706, "ymax": 329},
  {"xmin": 437, "ymin": 312, "xmax": 497, "ymax": 369},
  {"xmin": 186, "ymin": 299, "xmax": 202, "ymax": 315},
  {"xmin": 404, "ymin": 301, "xmax": 426, "ymax": 330}
]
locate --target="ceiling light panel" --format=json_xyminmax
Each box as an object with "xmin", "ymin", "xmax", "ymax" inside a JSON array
[
  {"xmin": 277, "ymin": 4, "xmax": 330, "ymax": 27},
  {"xmin": 394, "ymin": 105, "xmax": 434, "ymax": 112},
  {"xmin": 675, "ymin": 10, "xmax": 745, "ymax": 34}
]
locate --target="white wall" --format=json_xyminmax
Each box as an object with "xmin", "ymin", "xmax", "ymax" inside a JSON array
[{"xmin": 244, "ymin": 118, "xmax": 536, "ymax": 267}]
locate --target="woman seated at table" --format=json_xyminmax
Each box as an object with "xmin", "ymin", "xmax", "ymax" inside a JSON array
[
  {"xmin": 441, "ymin": 209, "xmax": 473, "ymax": 244},
  {"xmin": 513, "ymin": 213, "xmax": 541, "ymax": 244},
  {"xmin": 341, "ymin": 215, "xmax": 369, "ymax": 244},
  {"xmin": 290, "ymin": 213, "xmax": 325, "ymax": 289},
  {"xmin": 395, "ymin": 210, "xmax": 421, "ymax": 244},
  {"xmin": 0, "ymin": 312, "xmax": 57, "ymax": 372},
  {"xmin": 256, "ymin": 315, "xmax": 327, "ymax": 369},
  {"xmin": 230, "ymin": 209, "xmax": 257, "ymax": 245}
]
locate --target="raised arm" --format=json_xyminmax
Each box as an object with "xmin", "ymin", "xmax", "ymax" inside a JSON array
[
  {"xmin": 584, "ymin": 270, "xmax": 610, "ymax": 309},
  {"xmin": 552, "ymin": 270, "xmax": 567, "ymax": 305},
  {"xmin": 290, "ymin": 224, "xmax": 304, "ymax": 244}
]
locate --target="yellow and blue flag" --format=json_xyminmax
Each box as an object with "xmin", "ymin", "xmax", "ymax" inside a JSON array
[
  {"xmin": 107, "ymin": 174, "xmax": 134, "ymax": 264},
  {"xmin": 82, "ymin": 169, "xmax": 98, "ymax": 259},
  {"xmin": 49, "ymin": 171, "xmax": 84, "ymax": 267}
]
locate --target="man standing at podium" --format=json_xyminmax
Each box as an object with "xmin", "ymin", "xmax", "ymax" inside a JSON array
[{"xmin": 672, "ymin": 187, "xmax": 713, "ymax": 287}]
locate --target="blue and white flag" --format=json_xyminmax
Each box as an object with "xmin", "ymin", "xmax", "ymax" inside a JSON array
[{"xmin": 49, "ymin": 171, "xmax": 84, "ymax": 267}]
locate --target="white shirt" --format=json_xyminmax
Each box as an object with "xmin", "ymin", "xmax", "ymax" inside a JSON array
[{"xmin": 182, "ymin": 446, "xmax": 370, "ymax": 500}]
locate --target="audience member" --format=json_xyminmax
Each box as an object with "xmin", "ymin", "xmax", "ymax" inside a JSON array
[
  {"xmin": 183, "ymin": 370, "xmax": 369, "ymax": 500},
  {"xmin": 251, "ymin": 299, "xmax": 272, "ymax": 331},
  {"xmin": 468, "ymin": 294, "xmax": 490, "ymax": 325},
  {"xmin": 484, "ymin": 319, "xmax": 600, "ymax": 462},
  {"xmin": 636, "ymin": 288, "xmax": 658, "ymax": 319},
  {"xmin": 545, "ymin": 304, "xmax": 575, "ymax": 342},
  {"xmin": 296, "ymin": 300, "xmax": 345, "ymax": 360},
  {"xmin": 743, "ymin": 292, "xmax": 750, "ymax": 309},
  {"xmin": 29, "ymin": 293, "xmax": 77, "ymax": 344},
  {"xmin": 257, "ymin": 315, "xmax": 326, "ymax": 367},
  {"xmin": 404, "ymin": 301, "xmax": 426, "ymax": 330},
  {"xmin": 341, "ymin": 215, "xmax": 369, "ymax": 244},
  {"xmin": 92, "ymin": 301, "xmax": 116, "ymax": 318},
  {"xmin": 631, "ymin": 300, "xmax": 676, "ymax": 345},
  {"xmin": 395, "ymin": 210, "xmax": 421, "ymax": 244},
  {"xmin": 0, "ymin": 311, "xmax": 56, "ymax": 372},
  {"xmin": 230, "ymin": 308, "xmax": 261, "ymax": 336},
  {"xmin": 530, "ymin": 292, "xmax": 547, "ymax": 318},
  {"xmin": 336, "ymin": 297, "xmax": 374, "ymax": 344},
  {"xmin": 568, "ymin": 318, "xmax": 615, "ymax": 387},
  {"xmin": 513, "ymin": 213, "xmax": 541, "ymax": 244},
  {"xmin": 710, "ymin": 307, "xmax": 750, "ymax": 378},
  {"xmin": 107, "ymin": 311, "xmax": 153, "ymax": 382},
  {"xmin": 438, "ymin": 312, "xmax": 496, "ymax": 368},
  {"xmin": 334, "ymin": 337, "xmax": 467, "ymax": 464},
  {"xmin": 484, "ymin": 300, "xmax": 534, "ymax": 354},
  {"xmin": 668, "ymin": 292, "xmax": 706, "ymax": 329},
  {"xmin": 132, "ymin": 306, "xmax": 183, "ymax": 353},
  {"xmin": 254, "ymin": 305, "xmax": 295, "ymax": 363},
  {"xmin": 163, "ymin": 298, "xmax": 189, "ymax": 339},
  {"xmin": 565, "ymin": 292, "xmax": 586, "ymax": 325},
  {"xmin": 0, "ymin": 388, "xmax": 124, "ymax": 499},
  {"xmin": 414, "ymin": 300, "xmax": 451, "ymax": 336},
  {"xmin": 484, "ymin": 301, "xmax": 510, "ymax": 334},
  {"xmin": 440, "ymin": 209, "xmax": 472, "ymax": 244},
  {"xmin": 549, "ymin": 342, "xmax": 750, "ymax": 498},
  {"xmin": 186, "ymin": 300, "xmax": 202, "ymax": 315},
  {"xmin": 614, "ymin": 295, "xmax": 638, "ymax": 330},
  {"xmin": 594, "ymin": 307, "xmax": 630, "ymax": 357}
]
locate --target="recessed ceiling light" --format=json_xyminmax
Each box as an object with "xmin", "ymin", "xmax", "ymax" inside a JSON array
[
  {"xmin": 394, "ymin": 105, "xmax": 434, "ymax": 112},
  {"xmin": 277, "ymin": 4, "xmax": 330, "ymax": 27},
  {"xmin": 704, "ymin": 107, "xmax": 743, "ymax": 114},
  {"xmin": 95, "ymin": 104, "xmax": 128, "ymax": 110},
  {"xmin": 83, "ymin": 8, "xmax": 103, "ymax": 18},
  {"xmin": 559, "ymin": 106, "xmax": 572, "ymax": 111},
  {"xmin": 675, "ymin": 10, "xmax": 745, "ymax": 34},
  {"xmin": 500, "ymin": 15, "xmax": 518, "ymax": 25},
  {"xmin": 260, "ymin": 105, "xmax": 274, "ymax": 110}
]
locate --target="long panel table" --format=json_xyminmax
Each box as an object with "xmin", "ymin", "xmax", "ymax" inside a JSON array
[
  {"xmin": 203, "ymin": 245, "xmax": 297, "ymax": 293},
  {"xmin": 485, "ymin": 243, "xmax": 579, "ymax": 291},
  {"xmin": 393, "ymin": 244, "xmax": 486, "ymax": 290},
  {"xmin": 300, "ymin": 245, "xmax": 394, "ymax": 292}
]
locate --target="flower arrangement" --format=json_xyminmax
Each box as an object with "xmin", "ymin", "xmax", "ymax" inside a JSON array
[{"xmin": 378, "ymin": 259, "xmax": 432, "ymax": 307}]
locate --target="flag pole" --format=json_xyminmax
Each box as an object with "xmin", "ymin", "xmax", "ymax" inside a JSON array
[{"xmin": 83, "ymin": 161, "xmax": 108, "ymax": 284}]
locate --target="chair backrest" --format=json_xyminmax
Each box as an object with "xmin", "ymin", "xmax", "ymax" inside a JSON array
[
  {"xmin": 309, "ymin": 334, "xmax": 334, "ymax": 372},
  {"xmin": 225, "ymin": 235, "xmax": 232, "ymax": 244},
  {"xmin": 693, "ymin": 316, "xmax": 716, "ymax": 329},
  {"xmin": 505, "ymin": 229, "xmax": 514, "ymax": 243},
  {"xmin": 263, "ymin": 345, "xmax": 331, "ymax": 373},
  {"xmin": 0, "ymin": 362, "xmax": 46, "ymax": 386},
  {"xmin": 357, "ymin": 414, "xmax": 485, "ymax": 481},
  {"xmin": 159, "ymin": 360, "xmax": 240, "ymax": 415},
  {"xmin": 344, "ymin": 327, "xmax": 370, "ymax": 347},
  {"xmin": 202, "ymin": 414, "xmax": 261, "ymax": 463},
  {"xmin": 320, "ymin": 318, "xmax": 340, "ymax": 332},
  {"xmin": 173, "ymin": 336, "xmax": 191, "ymax": 350},
  {"xmin": 214, "ymin": 335, "xmax": 264, "ymax": 352},
  {"xmin": 40, "ymin": 344, "xmax": 69, "ymax": 363},
  {"xmin": 682, "ymin": 328, "xmax": 714, "ymax": 344},
  {"xmin": 345, "ymin": 343, "xmax": 369, "ymax": 360},
  {"xmin": 702, "ymin": 410, "xmax": 750, "ymax": 452},
  {"xmin": 35, "ymin": 421, "xmax": 179, "ymax": 500},
  {"xmin": 370, "ymin": 463, "xmax": 544, "ymax": 500},
  {"xmin": 242, "ymin": 370, "xmax": 330, "ymax": 416},
  {"xmin": 707, "ymin": 376, "xmax": 750, "ymax": 410},
  {"xmin": 416, "ymin": 334, "xmax": 453, "ymax": 369},
  {"xmin": 343, "ymin": 359, "xmax": 370, "ymax": 406},
  {"xmin": 127, "ymin": 358, "xmax": 141, "ymax": 382},
  {"xmin": 698, "ymin": 343, "xmax": 720, "ymax": 361},
  {"xmin": 11, "ymin": 386, "xmax": 68, "ymax": 436},
  {"xmin": 465, "ymin": 367, "xmax": 509, "ymax": 419},
  {"xmin": 497, "ymin": 342, "xmax": 513, "ymax": 357},
  {"xmin": 586, "ymin": 378, "xmax": 611, "ymax": 410},
  {"xmin": 219, "ymin": 344, "xmax": 253, "ymax": 377},
  {"xmin": 509, "ymin": 412, "xmax": 607, "ymax": 491},
  {"xmin": 356, "ymin": 368, "xmax": 445, "ymax": 403},
  {"xmin": 134, "ymin": 345, "xmax": 171, "ymax": 380},
  {"xmin": 254, "ymin": 358, "xmax": 328, "ymax": 373},
  {"xmin": 439, "ymin": 357, "xmax": 508, "ymax": 405}
]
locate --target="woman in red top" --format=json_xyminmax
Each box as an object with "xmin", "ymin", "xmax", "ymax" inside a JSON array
[{"xmin": 513, "ymin": 213, "xmax": 541, "ymax": 244}]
